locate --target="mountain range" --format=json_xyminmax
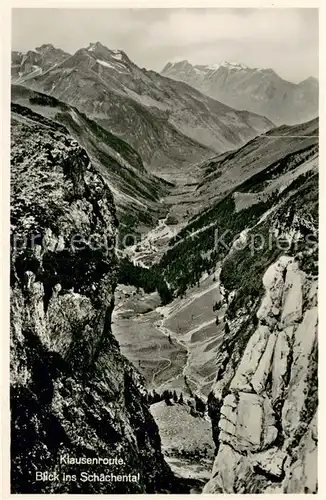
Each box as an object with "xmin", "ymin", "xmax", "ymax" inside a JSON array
[
  {"xmin": 161, "ymin": 60, "xmax": 318, "ymax": 126},
  {"xmin": 12, "ymin": 44, "xmax": 70, "ymax": 82},
  {"xmin": 11, "ymin": 42, "xmax": 273, "ymax": 180}
]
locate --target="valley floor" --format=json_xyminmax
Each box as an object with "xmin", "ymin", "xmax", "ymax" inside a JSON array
[
  {"xmin": 112, "ymin": 271, "xmax": 224, "ymax": 398},
  {"xmin": 112, "ymin": 268, "xmax": 224, "ymax": 485}
]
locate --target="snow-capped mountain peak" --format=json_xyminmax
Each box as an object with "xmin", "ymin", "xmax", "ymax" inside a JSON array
[
  {"xmin": 161, "ymin": 59, "xmax": 318, "ymax": 125},
  {"xmin": 205, "ymin": 61, "xmax": 250, "ymax": 71},
  {"xmin": 221, "ymin": 61, "xmax": 249, "ymax": 70},
  {"xmin": 11, "ymin": 44, "xmax": 70, "ymax": 84},
  {"xmin": 86, "ymin": 43, "xmax": 129, "ymax": 65},
  {"xmin": 164, "ymin": 60, "xmax": 251, "ymax": 73},
  {"xmin": 206, "ymin": 63, "xmax": 220, "ymax": 71},
  {"xmin": 87, "ymin": 41, "xmax": 104, "ymax": 52}
]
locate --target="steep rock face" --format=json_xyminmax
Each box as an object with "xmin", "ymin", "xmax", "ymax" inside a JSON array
[
  {"xmin": 205, "ymin": 255, "xmax": 318, "ymax": 493},
  {"xmin": 10, "ymin": 107, "xmax": 180, "ymax": 493}
]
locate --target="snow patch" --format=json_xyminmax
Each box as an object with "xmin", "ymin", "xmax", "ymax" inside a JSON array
[
  {"xmin": 96, "ymin": 58, "xmax": 127, "ymax": 74},
  {"xmin": 111, "ymin": 50, "xmax": 123, "ymax": 61},
  {"xmin": 96, "ymin": 59, "xmax": 116, "ymax": 70},
  {"xmin": 220, "ymin": 61, "xmax": 248, "ymax": 70},
  {"xmin": 207, "ymin": 63, "xmax": 221, "ymax": 71},
  {"xmin": 206, "ymin": 61, "xmax": 249, "ymax": 71}
]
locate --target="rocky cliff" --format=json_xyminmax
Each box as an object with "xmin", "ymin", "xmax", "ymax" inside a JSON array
[
  {"xmin": 10, "ymin": 104, "xmax": 183, "ymax": 493},
  {"xmin": 204, "ymin": 180, "xmax": 318, "ymax": 493}
]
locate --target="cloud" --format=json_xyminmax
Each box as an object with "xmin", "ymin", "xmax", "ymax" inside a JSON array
[{"xmin": 144, "ymin": 9, "xmax": 303, "ymax": 47}]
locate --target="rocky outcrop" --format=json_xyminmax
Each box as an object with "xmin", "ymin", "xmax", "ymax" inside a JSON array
[
  {"xmin": 205, "ymin": 255, "xmax": 318, "ymax": 494},
  {"xmin": 10, "ymin": 106, "xmax": 183, "ymax": 493}
]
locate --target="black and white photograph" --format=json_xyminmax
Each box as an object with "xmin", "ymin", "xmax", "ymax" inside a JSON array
[{"xmin": 8, "ymin": 5, "xmax": 319, "ymax": 495}]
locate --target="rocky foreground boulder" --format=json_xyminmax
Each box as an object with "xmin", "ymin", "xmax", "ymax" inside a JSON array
[{"xmin": 10, "ymin": 104, "xmax": 185, "ymax": 494}]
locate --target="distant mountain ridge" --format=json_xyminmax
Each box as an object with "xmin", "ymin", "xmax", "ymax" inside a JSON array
[
  {"xmin": 11, "ymin": 44, "xmax": 71, "ymax": 83},
  {"xmin": 11, "ymin": 42, "xmax": 273, "ymax": 181},
  {"xmin": 161, "ymin": 60, "xmax": 318, "ymax": 126}
]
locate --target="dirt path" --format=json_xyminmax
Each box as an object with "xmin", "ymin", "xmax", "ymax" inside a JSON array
[
  {"xmin": 151, "ymin": 341, "xmax": 172, "ymax": 388},
  {"xmin": 112, "ymin": 287, "xmax": 189, "ymax": 393},
  {"xmin": 154, "ymin": 320, "xmax": 200, "ymax": 394}
]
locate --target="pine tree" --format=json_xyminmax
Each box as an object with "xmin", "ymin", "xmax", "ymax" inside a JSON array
[
  {"xmin": 165, "ymin": 394, "xmax": 173, "ymax": 406},
  {"xmin": 225, "ymin": 321, "xmax": 230, "ymax": 335},
  {"xmin": 152, "ymin": 389, "xmax": 160, "ymax": 404},
  {"xmin": 173, "ymin": 390, "xmax": 178, "ymax": 403},
  {"xmin": 195, "ymin": 395, "xmax": 206, "ymax": 414},
  {"xmin": 162, "ymin": 389, "xmax": 169, "ymax": 399},
  {"xmin": 179, "ymin": 392, "xmax": 184, "ymax": 404}
]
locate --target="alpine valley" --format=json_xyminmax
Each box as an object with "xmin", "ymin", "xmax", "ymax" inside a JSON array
[{"xmin": 10, "ymin": 41, "xmax": 318, "ymax": 494}]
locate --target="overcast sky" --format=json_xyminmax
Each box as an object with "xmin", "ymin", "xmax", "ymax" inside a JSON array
[{"xmin": 12, "ymin": 8, "xmax": 318, "ymax": 83}]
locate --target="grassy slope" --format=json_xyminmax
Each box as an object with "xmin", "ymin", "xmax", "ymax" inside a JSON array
[
  {"xmin": 196, "ymin": 118, "xmax": 318, "ymax": 206},
  {"xmin": 11, "ymin": 85, "xmax": 169, "ymax": 234},
  {"xmin": 155, "ymin": 120, "xmax": 318, "ymax": 297}
]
